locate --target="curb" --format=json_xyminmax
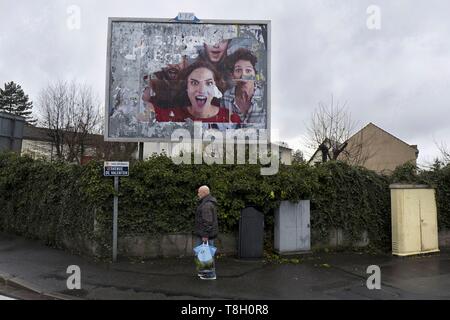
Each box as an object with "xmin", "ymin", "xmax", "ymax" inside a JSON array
[{"xmin": 0, "ymin": 271, "xmax": 84, "ymax": 300}]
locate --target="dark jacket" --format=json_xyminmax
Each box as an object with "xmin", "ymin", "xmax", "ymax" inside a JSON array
[{"xmin": 194, "ymin": 195, "xmax": 219, "ymax": 239}]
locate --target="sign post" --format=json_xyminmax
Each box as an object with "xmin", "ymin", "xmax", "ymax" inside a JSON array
[
  {"xmin": 113, "ymin": 176, "xmax": 119, "ymax": 262},
  {"xmin": 103, "ymin": 161, "xmax": 129, "ymax": 262}
]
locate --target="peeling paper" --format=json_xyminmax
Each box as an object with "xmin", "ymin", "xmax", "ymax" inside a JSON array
[{"xmin": 108, "ymin": 21, "xmax": 268, "ymax": 139}]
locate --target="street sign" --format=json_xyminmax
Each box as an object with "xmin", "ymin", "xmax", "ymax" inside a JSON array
[
  {"xmin": 103, "ymin": 161, "xmax": 130, "ymax": 262},
  {"xmin": 104, "ymin": 161, "xmax": 129, "ymax": 177}
]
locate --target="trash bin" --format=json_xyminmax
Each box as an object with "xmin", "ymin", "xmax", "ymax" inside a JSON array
[{"xmin": 238, "ymin": 207, "xmax": 264, "ymax": 259}]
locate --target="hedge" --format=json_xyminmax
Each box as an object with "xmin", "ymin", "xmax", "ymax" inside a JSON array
[
  {"xmin": 311, "ymin": 162, "xmax": 391, "ymax": 250},
  {"xmin": 1, "ymin": 152, "xmax": 449, "ymax": 258}
]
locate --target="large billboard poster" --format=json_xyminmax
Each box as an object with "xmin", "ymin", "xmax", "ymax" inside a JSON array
[{"xmin": 105, "ymin": 18, "xmax": 270, "ymax": 141}]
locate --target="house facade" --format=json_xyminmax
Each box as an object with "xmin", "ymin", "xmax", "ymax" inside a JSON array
[
  {"xmin": 21, "ymin": 125, "xmax": 138, "ymax": 163},
  {"xmin": 309, "ymin": 123, "xmax": 418, "ymax": 174},
  {"xmin": 142, "ymin": 141, "xmax": 293, "ymax": 165}
]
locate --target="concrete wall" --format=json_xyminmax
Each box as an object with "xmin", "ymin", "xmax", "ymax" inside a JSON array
[
  {"xmin": 115, "ymin": 228, "xmax": 371, "ymax": 259},
  {"xmin": 439, "ymin": 229, "xmax": 450, "ymax": 248},
  {"xmin": 311, "ymin": 228, "xmax": 370, "ymax": 250},
  {"xmin": 312, "ymin": 228, "xmax": 450, "ymax": 251},
  {"xmin": 59, "ymin": 228, "xmax": 450, "ymax": 260},
  {"xmin": 118, "ymin": 233, "xmax": 237, "ymax": 259},
  {"xmin": 60, "ymin": 234, "xmax": 97, "ymax": 257},
  {"xmin": 115, "ymin": 228, "xmax": 370, "ymax": 259}
]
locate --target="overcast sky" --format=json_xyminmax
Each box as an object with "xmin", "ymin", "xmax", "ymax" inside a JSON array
[{"xmin": 1, "ymin": 0, "xmax": 449, "ymax": 165}]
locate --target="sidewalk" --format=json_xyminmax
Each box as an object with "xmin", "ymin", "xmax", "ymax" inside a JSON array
[{"xmin": 0, "ymin": 232, "xmax": 449, "ymax": 300}]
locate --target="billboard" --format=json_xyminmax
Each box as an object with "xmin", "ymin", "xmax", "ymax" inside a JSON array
[{"xmin": 105, "ymin": 17, "xmax": 270, "ymax": 141}]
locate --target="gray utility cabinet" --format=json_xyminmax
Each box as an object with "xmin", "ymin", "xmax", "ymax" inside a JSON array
[
  {"xmin": 238, "ymin": 207, "xmax": 264, "ymax": 259},
  {"xmin": 0, "ymin": 112, "xmax": 25, "ymax": 153},
  {"xmin": 274, "ymin": 200, "xmax": 311, "ymax": 254}
]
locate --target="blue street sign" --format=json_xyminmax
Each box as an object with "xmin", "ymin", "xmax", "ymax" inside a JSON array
[{"xmin": 104, "ymin": 161, "xmax": 129, "ymax": 177}]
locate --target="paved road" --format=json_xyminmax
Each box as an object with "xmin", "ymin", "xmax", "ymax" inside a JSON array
[
  {"xmin": 0, "ymin": 232, "xmax": 449, "ymax": 300},
  {"xmin": 0, "ymin": 282, "xmax": 58, "ymax": 300}
]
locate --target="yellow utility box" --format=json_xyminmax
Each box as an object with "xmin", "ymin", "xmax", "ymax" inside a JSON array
[{"xmin": 390, "ymin": 184, "xmax": 439, "ymax": 256}]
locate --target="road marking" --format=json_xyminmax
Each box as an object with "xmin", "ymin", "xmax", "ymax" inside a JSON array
[{"xmin": 0, "ymin": 295, "xmax": 16, "ymax": 300}]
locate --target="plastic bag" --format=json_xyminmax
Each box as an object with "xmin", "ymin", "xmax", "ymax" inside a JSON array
[{"xmin": 193, "ymin": 241, "xmax": 217, "ymax": 271}]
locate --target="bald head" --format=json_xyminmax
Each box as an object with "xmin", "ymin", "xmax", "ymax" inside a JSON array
[{"xmin": 198, "ymin": 185, "xmax": 210, "ymax": 199}]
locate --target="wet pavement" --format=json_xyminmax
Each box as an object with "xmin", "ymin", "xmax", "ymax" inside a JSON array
[{"xmin": 0, "ymin": 232, "xmax": 449, "ymax": 300}]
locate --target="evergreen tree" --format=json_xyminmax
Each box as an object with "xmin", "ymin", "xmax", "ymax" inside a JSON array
[
  {"xmin": 0, "ymin": 81, "xmax": 37, "ymax": 124},
  {"xmin": 292, "ymin": 149, "xmax": 305, "ymax": 164}
]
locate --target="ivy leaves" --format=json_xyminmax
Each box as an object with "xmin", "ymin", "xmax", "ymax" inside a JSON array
[{"xmin": 1, "ymin": 151, "xmax": 449, "ymax": 259}]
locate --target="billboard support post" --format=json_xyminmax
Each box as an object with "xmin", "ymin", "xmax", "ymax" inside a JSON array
[{"xmin": 139, "ymin": 142, "xmax": 144, "ymax": 161}]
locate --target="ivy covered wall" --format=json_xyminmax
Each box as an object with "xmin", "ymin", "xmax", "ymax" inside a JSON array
[{"xmin": 1, "ymin": 152, "xmax": 449, "ymax": 258}]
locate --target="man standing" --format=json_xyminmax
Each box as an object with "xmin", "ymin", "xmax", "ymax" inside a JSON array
[{"xmin": 194, "ymin": 185, "xmax": 219, "ymax": 280}]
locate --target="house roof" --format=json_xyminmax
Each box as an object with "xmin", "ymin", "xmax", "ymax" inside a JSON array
[
  {"xmin": 307, "ymin": 122, "xmax": 418, "ymax": 164},
  {"xmin": 273, "ymin": 142, "xmax": 292, "ymax": 151},
  {"xmin": 307, "ymin": 149, "xmax": 321, "ymax": 165},
  {"xmin": 352, "ymin": 122, "xmax": 418, "ymax": 151},
  {"xmin": 23, "ymin": 125, "xmax": 53, "ymax": 142}
]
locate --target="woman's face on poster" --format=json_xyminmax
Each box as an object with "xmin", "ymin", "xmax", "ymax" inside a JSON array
[
  {"xmin": 187, "ymin": 67, "xmax": 216, "ymax": 111},
  {"xmin": 204, "ymin": 40, "xmax": 229, "ymax": 63}
]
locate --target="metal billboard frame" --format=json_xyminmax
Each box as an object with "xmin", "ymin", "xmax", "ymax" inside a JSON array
[{"xmin": 104, "ymin": 17, "xmax": 271, "ymax": 143}]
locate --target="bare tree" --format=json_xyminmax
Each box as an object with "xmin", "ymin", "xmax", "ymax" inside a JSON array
[
  {"xmin": 38, "ymin": 81, "xmax": 68, "ymax": 160},
  {"xmin": 306, "ymin": 95, "xmax": 375, "ymax": 165},
  {"xmin": 37, "ymin": 80, "xmax": 102, "ymax": 163},
  {"xmin": 435, "ymin": 140, "xmax": 450, "ymax": 165},
  {"xmin": 64, "ymin": 83, "xmax": 103, "ymax": 163},
  {"xmin": 306, "ymin": 96, "xmax": 355, "ymax": 161},
  {"xmin": 92, "ymin": 139, "xmax": 138, "ymax": 162}
]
